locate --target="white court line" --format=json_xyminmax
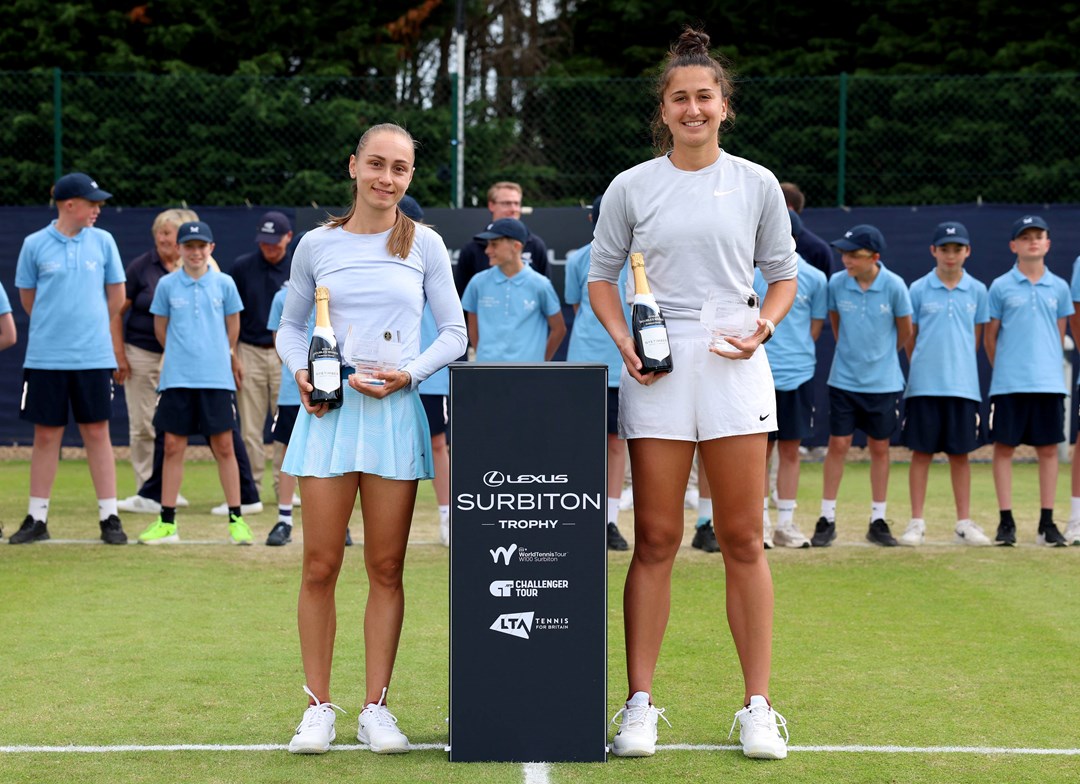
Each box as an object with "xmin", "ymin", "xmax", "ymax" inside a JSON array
[
  {"xmin": 2, "ymin": 743, "xmax": 1078, "ymax": 755},
  {"xmin": 523, "ymin": 762, "xmax": 551, "ymax": 784},
  {"xmin": 0, "ymin": 743, "xmax": 445, "ymax": 753},
  {"xmin": 660, "ymin": 743, "xmax": 1080, "ymax": 755}
]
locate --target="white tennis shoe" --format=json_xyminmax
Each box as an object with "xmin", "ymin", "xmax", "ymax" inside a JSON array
[
  {"xmin": 357, "ymin": 688, "xmax": 410, "ymax": 754},
  {"xmin": 730, "ymin": 695, "xmax": 788, "ymax": 759},
  {"xmin": 610, "ymin": 691, "xmax": 670, "ymax": 757},
  {"xmin": 288, "ymin": 685, "xmax": 346, "ymax": 754}
]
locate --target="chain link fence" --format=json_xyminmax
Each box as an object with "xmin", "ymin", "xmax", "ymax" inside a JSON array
[{"xmin": 2, "ymin": 69, "xmax": 1078, "ymax": 209}]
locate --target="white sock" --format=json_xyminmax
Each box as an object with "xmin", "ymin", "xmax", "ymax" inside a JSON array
[
  {"xmin": 909, "ymin": 517, "xmax": 925, "ymax": 528},
  {"xmin": 278, "ymin": 505, "xmax": 293, "ymax": 526},
  {"xmin": 1071, "ymin": 497, "xmax": 1080, "ymax": 521},
  {"xmin": 607, "ymin": 497, "xmax": 620, "ymax": 525},
  {"xmin": 438, "ymin": 505, "xmax": 450, "ymax": 525},
  {"xmin": 777, "ymin": 499, "xmax": 796, "ymax": 526},
  {"xmin": 698, "ymin": 498, "xmax": 713, "ymax": 519},
  {"xmin": 29, "ymin": 496, "xmax": 50, "ymax": 521},
  {"xmin": 762, "ymin": 497, "xmax": 772, "ymax": 525},
  {"xmin": 627, "ymin": 691, "xmax": 650, "ymax": 707},
  {"xmin": 956, "ymin": 518, "xmax": 971, "ymax": 530},
  {"xmin": 98, "ymin": 498, "xmax": 118, "ymax": 519},
  {"xmin": 821, "ymin": 499, "xmax": 836, "ymax": 522},
  {"xmin": 871, "ymin": 502, "xmax": 887, "ymax": 521}
]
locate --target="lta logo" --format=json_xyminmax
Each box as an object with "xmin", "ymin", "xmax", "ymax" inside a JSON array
[{"xmin": 490, "ymin": 611, "xmax": 534, "ymax": 639}]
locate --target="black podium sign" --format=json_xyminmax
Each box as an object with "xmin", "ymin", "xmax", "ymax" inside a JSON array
[{"xmin": 448, "ymin": 363, "xmax": 608, "ymax": 762}]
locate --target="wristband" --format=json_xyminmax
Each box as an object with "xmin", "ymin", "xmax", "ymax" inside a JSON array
[{"xmin": 761, "ymin": 318, "xmax": 776, "ymax": 344}]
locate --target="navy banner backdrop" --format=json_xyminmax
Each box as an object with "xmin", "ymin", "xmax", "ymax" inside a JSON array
[
  {"xmin": 448, "ymin": 363, "xmax": 608, "ymax": 762},
  {"xmin": 1, "ymin": 203, "xmax": 1078, "ymax": 447}
]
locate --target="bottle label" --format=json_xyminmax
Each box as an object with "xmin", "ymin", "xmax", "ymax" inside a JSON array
[
  {"xmin": 311, "ymin": 358, "xmax": 341, "ymax": 393},
  {"xmin": 638, "ymin": 325, "xmax": 670, "ymax": 360}
]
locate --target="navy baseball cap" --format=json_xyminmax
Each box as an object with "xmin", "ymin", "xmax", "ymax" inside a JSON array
[
  {"xmin": 787, "ymin": 208, "xmax": 803, "ymax": 239},
  {"xmin": 177, "ymin": 221, "xmax": 214, "ymax": 244},
  {"xmin": 474, "ymin": 217, "xmax": 528, "ymax": 244},
  {"xmin": 1011, "ymin": 215, "xmax": 1049, "ymax": 239},
  {"xmin": 398, "ymin": 195, "xmax": 424, "ymax": 221},
  {"xmin": 255, "ymin": 211, "xmax": 292, "ymax": 243},
  {"xmin": 53, "ymin": 172, "xmax": 111, "ymax": 202},
  {"xmin": 932, "ymin": 221, "xmax": 971, "ymax": 246},
  {"xmin": 831, "ymin": 224, "xmax": 886, "ymax": 253}
]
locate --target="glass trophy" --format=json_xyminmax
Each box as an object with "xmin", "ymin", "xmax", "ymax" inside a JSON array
[{"xmin": 700, "ymin": 289, "xmax": 760, "ymax": 352}]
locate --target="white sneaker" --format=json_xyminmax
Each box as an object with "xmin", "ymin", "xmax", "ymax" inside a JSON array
[
  {"xmin": 211, "ymin": 501, "xmax": 264, "ymax": 516},
  {"xmin": 954, "ymin": 519, "xmax": 992, "ymax": 546},
  {"xmin": 610, "ymin": 691, "xmax": 670, "ymax": 757},
  {"xmin": 356, "ymin": 688, "xmax": 410, "ymax": 753},
  {"xmin": 730, "ymin": 695, "xmax": 788, "ymax": 759},
  {"xmin": 899, "ymin": 519, "xmax": 925, "ymax": 546},
  {"xmin": 1064, "ymin": 519, "xmax": 1080, "ymax": 546},
  {"xmin": 176, "ymin": 494, "xmax": 190, "ymax": 508},
  {"xmin": 619, "ymin": 486, "xmax": 634, "ymax": 511},
  {"xmin": 684, "ymin": 488, "xmax": 700, "ymax": 510},
  {"xmin": 288, "ymin": 685, "xmax": 346, "ymax": 754},
  {"xmin": 772, "ymin": 522, "xmax": 810, "ymax": 549},
  {"xmin": 117, "ymin": 495, "xmax": 161, "ymax": 514},
  {"xmin": 763, "ymin": 516, "xmax": 774, "ymax": 550},
  {"xmin": 439, "ymin": 515, "xmax": 450, "ymax": 547}
]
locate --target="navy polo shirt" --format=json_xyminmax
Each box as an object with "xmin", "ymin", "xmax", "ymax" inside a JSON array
[
  {"xmin": 123, "ymin": 248, "xmax": 172, "ymax": 353},
  {"xmin": 796, "ymin": 226, "xmax": 834, "ymax": 277},
  {"xmin": 454, "ymin": 231, "xmax": 549, "ymax": 296},
  {"xmin": 230, "ymin": 249, "xmax": 291, "ymax": 347}
]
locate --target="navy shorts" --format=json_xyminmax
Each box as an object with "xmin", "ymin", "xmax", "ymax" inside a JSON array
[
  {"xmin": 828, "ymin": 387, "xmax": 900, "ymax": 440},
  {"xmin": 902, "ymin": 396, "xmax": 985, "ymax": 454},
  {"xmin": 607, "ymin": 387, "xmax": 620, "ymax": 436},
  {"xmin": 272, "ymin": 404, "xmax": 300, "ymax": 445},
  {"xmin": 422, "ymin": 394, "xmax": 448, "ymax": 437},
  {"xmin": 769, "ymin": 380, "xmax": 815, "ymax": 442},
  {"xmin": 20, "ymin": 368, "xmax": 114, "ymax": 426},
  {"xmin": 989, "ymin": 393, "xmax": 1065, "ymax": 447},
  {"xmin": 153, "ymin": 388, "xmax": 238, "ymax": 437}
]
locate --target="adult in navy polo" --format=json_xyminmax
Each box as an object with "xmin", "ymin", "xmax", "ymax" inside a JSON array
[
  {"xmin": 454, "ymin": 181, "xmax": 550, "ymax": 297},
  {"xmin": 10, "ymin": 172, "xmax": 128, "ymax": 545},
  {"xmin": 229, "ymin": 210, "xmax": 294, "ymax": 504},
  {"xmin": 460, "ymin": 217, "xmax": 565, "ymax": 362}
]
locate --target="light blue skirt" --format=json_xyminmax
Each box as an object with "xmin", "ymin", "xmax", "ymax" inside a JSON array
[{"xmin": 281, "ymin": 385, "xmax": 433, "ymax": 480}]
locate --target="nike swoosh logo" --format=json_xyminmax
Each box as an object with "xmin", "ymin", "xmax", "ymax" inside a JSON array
[
  {"xmin": 714, "ymin": 188, "xmax": 738, "ymax": 197},
  {"xmin": 759, "ymin": 414, "xmax": 769, "ymax": 421}
]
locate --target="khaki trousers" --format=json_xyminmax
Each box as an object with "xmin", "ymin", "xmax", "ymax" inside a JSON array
[
  {"xmin": 236, "ymin": 341, "xmax": 281, "ymax": 498},
  {"xmin": 123, "ymin": 343, "xmax": 163, "ymax": 489}
]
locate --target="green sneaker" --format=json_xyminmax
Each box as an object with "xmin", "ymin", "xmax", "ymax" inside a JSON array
[
  {"xmin": 138, "ymin": 518, "xmax": 179, "ymax": 544},
  {"xmin": 229, "ymin": 515, "xmax": 253, "ymax": 545}
]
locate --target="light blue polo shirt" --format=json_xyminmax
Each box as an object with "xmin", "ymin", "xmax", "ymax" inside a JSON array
[
  {"xmin": 418, "ymin": 303, "xmax": 449, "ymax": 396},
  {"xmin": 1069, "ymin": 255, "xmax": 1080, "ymax": 306},
  {"xmin": 565, "ymin": 243, "xmax": 630, "ymax": 388},
  {"xmin": 905, "ymin": 269, "xmax": 988, "ymax": 401},
  {"xmin": 753, "ymin": 256, "xmax": 828, "ymax": 391},
  {"xmin": 268, "ymin": 285, "xmax": 309, "ymax": 406},
  {"xmin": 151, "ymin": 268, "xmax": 244, "ymax": 391},
  {"xmin": 827, "ymin": 261, "xmax": 913, "ymax": 393},
  {"xmin": 0, "ymin": 281, "xmax": 11, "ymax": 316},
  {"xmin": 15, "ymin": 221, "xmax": 125, "ymax": 370},
  {"xmin": 988, "ymin": 265, "xmax": 1072, "ymax": 396},
  {"xmin": 461, "ymin": 265, "xmax": 562, "ymax": 362}
]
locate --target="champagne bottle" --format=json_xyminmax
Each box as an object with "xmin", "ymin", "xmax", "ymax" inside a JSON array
[
  {"xmin": 307, "ymin": 286, "xmax": 343, "ymax": 409},
  {"xmin": 629, "ymin": 252, "xmax": 673, "ymax": 373}
]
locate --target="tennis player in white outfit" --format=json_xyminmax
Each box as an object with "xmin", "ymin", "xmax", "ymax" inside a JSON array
[{"xmin": 589, "ymin": 27, "xmax": 798, "ymax": 760}]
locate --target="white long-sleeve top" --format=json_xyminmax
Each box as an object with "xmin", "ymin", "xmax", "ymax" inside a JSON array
[
  {"xmin": 589, "ymin": 150, "xmax": 797, "ymax": 321},
  {"xmin": 277, "ymin": 222, "xmax": 467, "ymax": 389}
]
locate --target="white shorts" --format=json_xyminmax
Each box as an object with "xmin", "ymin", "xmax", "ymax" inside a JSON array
[{"xmin": 618, "ymin": 318, "xmax": 776, "ymax": 442}]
